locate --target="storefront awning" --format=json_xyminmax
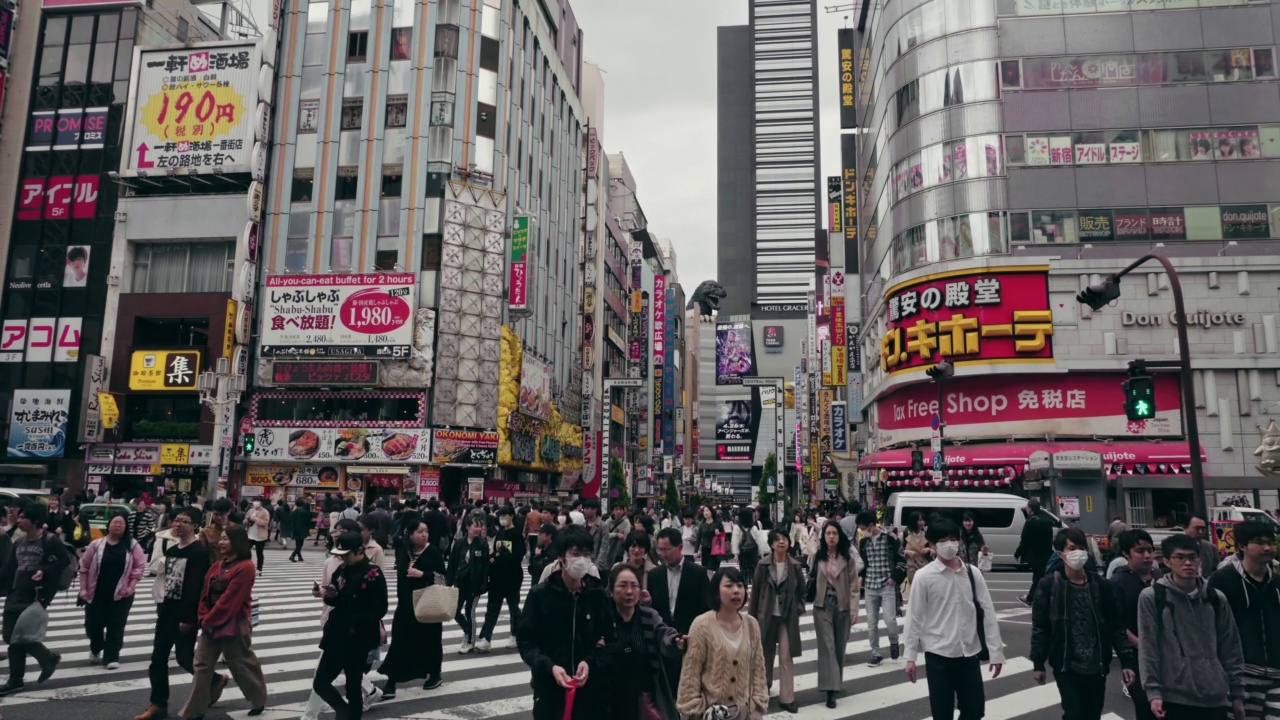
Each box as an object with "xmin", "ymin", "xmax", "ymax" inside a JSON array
[{"xmin": 859, "ymin": 440, "xmax": 1206, "ymax": 475}]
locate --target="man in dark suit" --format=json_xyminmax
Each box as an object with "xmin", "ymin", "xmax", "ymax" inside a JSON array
[{"xmin": 649, "ymin": 527, "xmax": 711, "ymax": 689}]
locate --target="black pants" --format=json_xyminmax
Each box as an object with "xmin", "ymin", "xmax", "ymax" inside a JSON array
[
  {"xmin": 1055, "ymin": 670, "xmax": 1107, "ymax": 720},
  {"xmin": 314, "ymin": 645, "xmax": 368, "ymax": 720},
  {"xmin": 292, "ymin": 536, "xmax": 306, "ymax": 561},
  {"xmin": 1163, "ymin": 703, "xmax": 1229, "ymax": 720},
  {"xmin": 1028, "ymin": 559, "xmax": 1047, "ymax": 600},
  {"xmin": 1127, "ymin": 674, "xmax": 1158, "ymax": 720},
  {"xmin": 700, "ymin": 547, "xmax": 721, "ymax": 570},
  {"xmin": 924, "ymin": 652, "xmax": 984, "ymax": 720},
  {"xmin": 252, "ymin": 540, "xmax": 266, "ymax": 572},
  {"xmin": 480, "ymin": 583, "xmax": 521, "ymax": 642},
  {"xmin": 455, "ymin": 594, "xmax": 478, "ymax": 645},
  {"xmin": 148, "ymin": 605, "xmax": 197, "ymax": 706},
  {"xmin": 527, "ymin": 535, "xmax": 538, "ymax": 558},
  {"xmin": 2, "ymin": 601, "xmax": 56, "ymax": 684},
  {"xmin": 85, "ymin": 594, "xmax": 134, "ymax": 664}
]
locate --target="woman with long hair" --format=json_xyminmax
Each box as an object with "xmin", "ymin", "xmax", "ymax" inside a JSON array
[
  {"xmin": 178, "ymin": 525, "xmax": 268, "ymax": 719},
  {"xmin": 810, "ymin": 522, "xmax": 859, "ymax": 708},
  {"xmin": 698, "ymin": 507, "xmax": 725, "ymax": 571},
  {"xmin": 734, "ymin": 508, "xmax": 768, "ymax": 588},
  {"xmin": 676, "ymin": 567, "xmax": 768, "ymax": 720},
  {"xmin": 379, "ymin": 517, "xmax": 447, "ymax": 697},
  {"xmin": 604, "ymin": 563, "xmax": 685, "ymax": 720},
  {"xmin": 78, "ymin": 510, "xmax": 146, "ymax": 669},
  {"xmin": 748, "ymin": 530, "xmax": 804, "ymax": 713},
  {"xmin": 616, "ymin": 530, "xmax": 657, "ymax": 589},
  {"xmin": 959, "ymin": 512, "xmax": 988, "ymax": 568}
]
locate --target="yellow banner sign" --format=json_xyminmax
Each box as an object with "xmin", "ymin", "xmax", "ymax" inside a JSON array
[
  {"xmin": 98, "ymin": 392, "xmax": 120, "ymax": 429},
  {"xmin": 129, "ymin": 350, "xmax": 202, "ymax": 391},
  {"xmin": 160, "ymin": 444, "xmax": 190, "ymax": 465},
  {"xmin": 223, "ymin": 299, "xmax": 237, "ymax": 359}
]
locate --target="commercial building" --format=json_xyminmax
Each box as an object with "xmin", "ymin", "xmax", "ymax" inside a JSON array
[
  {"xmin": 0, "ymin": 0, "xmax": 231, "ymax": 489},
  {"xmin": 850, "ymin": 0, "xmax": 1280, "ymax": 530},
  {"xmin": 251, "ymin": 0, "xmax": 587, "ymax": 506}
]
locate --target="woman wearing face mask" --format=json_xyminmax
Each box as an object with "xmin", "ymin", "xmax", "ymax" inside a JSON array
[
  {"xmin": 245, "ymin": 500, "xmax": 271, "ymax": 576},
  {"xmin": 748, "ymin": 531, "xmax": 804, "ymax": 713},
  {"xmin": 676, "ymin": 567, "xmax": 768, "ymax": 720},
  {"xmin": 1029, "ymin": 527, "xmax": 1134, "ymax": 720},
  {"xmin": 959, "ymin": 513, "xmax": 989, "ymax": 568},
  {"xmin": 380, "ymin": 518, "xmax": 447, "ymax": 697},
  {"xmin": 902, "ymin": 512, "xmax": 932, "ymax": 602},
  {"xmin": 604, "ymin": 564, "xmax": 686, "ymax": 720}
]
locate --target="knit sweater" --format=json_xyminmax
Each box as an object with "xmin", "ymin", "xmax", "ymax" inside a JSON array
[{"xmin": 676, "ymin": 611, "xmax": 768, "ymax": 718}]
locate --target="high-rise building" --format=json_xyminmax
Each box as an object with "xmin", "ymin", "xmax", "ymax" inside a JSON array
[
  {"xmin": 0, "ymin": 0, "xmax": 231, "ymax": 488},
  {"xmin": 251, "ymin": 0, "xmax": 587, "ymax": 505},
  {"xmin": 851, "ymin": 0, "xmax": 1280, "ymax": 529}
]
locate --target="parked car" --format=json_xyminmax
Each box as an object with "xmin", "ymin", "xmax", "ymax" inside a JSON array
[{"xmin": 884, "ymin": 491, "xmax": 1062, "ymax": 568}]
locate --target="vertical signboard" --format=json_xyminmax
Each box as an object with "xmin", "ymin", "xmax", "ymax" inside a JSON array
[
  {"xmin": 662, "ymin": 286, "xmax": 676, "ymax": 457},
  {"xmin": 827, "ymin": 176, "xmax": 842, "ymax": 234},
  {"xmin": 830, "ymin": 270, "xmax": 846, "ymax": 387},
  {"xmin": 653, "ymin": 274, "xmax": 666, "ymax": 365},
  {"xmin": 841, "ymin": 133, "xmax": 859, "ymax": 269},
  {"xmin": 509, "ymin": 216, "xmax": 532, "ymax": 314},
  {"xmin": 837, "ymin": 28, "xmax": 857, "ymax": 130},
  {"xmin": 831, "ymin": 401, "xmax": 848, "ymax": 453}
]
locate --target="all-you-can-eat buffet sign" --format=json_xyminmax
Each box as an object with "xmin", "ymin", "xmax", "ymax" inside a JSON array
[{"xmin": 261, "ymin": 274, "xmax": 416, "ymax": 358}]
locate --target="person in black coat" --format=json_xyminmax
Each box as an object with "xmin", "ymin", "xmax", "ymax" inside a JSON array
[
  {"xmin": 448, "ymin": 512, "xmax": 490, "ymax": 653},
  {"xmin": 289, "ymin": 501, "xmax": 313, "ymax": 562},
  {"xmin": 379, "ymin": 518, "xmax": 447, "ymax": 698},
  {"xmin": 516, "ymin": 525, "xmax": 616, "ymax": 720},
  {"xmin": 479, "ymin": 506, "xmax": 526, "ymax": 651},
  {"xmin": 313, "ymin": 531, "xmax": 388, "ymax": 720},
  {"xmin": 1208, "ymin": 520, "xmax": 1280, "ymax": 719},
  {"xmin": 528, "ymin": 523, "xmax": 559, "ymax": 593},
  {"xmin": 1016, "ymin": 498, "xmax": 1056, "ymax": 604},
  {"xmin": 647, "ymin": 527, "xmax": 709, "ymax": 692}
]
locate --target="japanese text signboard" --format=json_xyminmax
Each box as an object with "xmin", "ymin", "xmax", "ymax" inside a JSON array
[
  {"xmin": 653, "ymin": 274, "xmax": 666, "ymax": 365},
  {"xmin": 261, "ymin": 274, "xmax": 416, "ymax": 357},
  {"xmin": 7, "ymin": 390, "xmax": 71, "ymax": 458},
  {"xmin": 129, "ymin": 350, "xmax": 202, "ymax": 391},
  {"xmin": 837, "ymin": 28, "xmax": 856, "ymax": 129},
  {"xmin": 122, "ymin": 43, "xmax": 260, "ymax": 176},
  {"xmin": 872, "ymin": 373, "xmax": 1181, "ymax": 446},
  {"xmin": 880, "ymin": 267, "xmax": 1053, "ymax": 375},
  {"xmin": 509, "ymin": 216, "xmax": 533, "ymax": 314},
  {"xmin": 271, "ymin": 361, "xmax": 379, "ymax": 386}
]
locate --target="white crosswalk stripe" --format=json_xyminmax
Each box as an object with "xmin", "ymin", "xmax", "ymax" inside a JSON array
[{"xmin": 0, "ymin": 550, "xmax": 1120, "ymax": 720}]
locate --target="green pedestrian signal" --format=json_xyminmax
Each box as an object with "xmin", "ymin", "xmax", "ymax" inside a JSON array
[
  {"xmin": 243, "ymin": 433, "xmax": 255, "ymax": 454},
  {"xmin": 1123, "ymin": 375, "xmax": 1156, "ymax": 421}
]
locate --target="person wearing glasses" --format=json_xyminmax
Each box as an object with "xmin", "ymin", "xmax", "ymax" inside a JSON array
[
  {"xmin": 1137, "ymin": 533, "xmax": 1246, "ymax": 720},
  {"xmin": 1209, "ymin": 522, "xmax": 1280, "ymax": 720}
]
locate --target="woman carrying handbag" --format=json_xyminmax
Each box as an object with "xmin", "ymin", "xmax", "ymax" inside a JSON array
[{"xmin": 379, "ymin": 517, "xmax": 448, "ymax": 698}]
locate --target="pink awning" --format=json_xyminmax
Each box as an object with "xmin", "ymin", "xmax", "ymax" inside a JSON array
[{"xmin": 859, "ymin": 441, "xmax": 1205, "ymax": 472}]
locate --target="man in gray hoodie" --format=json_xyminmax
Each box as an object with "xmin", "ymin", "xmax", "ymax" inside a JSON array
[{"xmin": 1138, "ymin": 533, "xmax": 1246, "ymax": 720}]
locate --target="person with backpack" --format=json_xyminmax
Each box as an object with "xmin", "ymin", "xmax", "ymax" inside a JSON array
[
  {"xmin": 733, "ymin": 507, "xmax": 767, "ymax": 588},
  {"xmin": 1109, "ymin": 529, "xmax": 1162, "ymax": 720},
  {"xmin": 0, "ymin": 503, "xmax": 70, "ymax": 695},
  {"xmin": 1208, "ymin": 521, "xmax": 1280, "ymax": 720},
  {"xmin": 1030, "ymin": 527, "xmax": 1135, "ymax": 720},
  {"xmin": 1138, "ymin": 533, "xmax": 1246, "ymax": 720}
]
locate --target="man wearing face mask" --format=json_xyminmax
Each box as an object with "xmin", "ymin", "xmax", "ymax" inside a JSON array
[
  {"xmin": 902, "ymin": 519, "xmax": 1005, "ymax": 720},
  {"xmin": 516, "ymin": 525, "xmax": 616, "ymax": 720},
  {"xmin": 1030, "ymin": 527, "xmax": 1136, "ymax": 720},
  {"xmin": 478, "ymin": 506, "xmax": 526, "ymax": 651},
  {"xmin": 245, "ymin": 499, "xmax": 271, "ymax": 576}
]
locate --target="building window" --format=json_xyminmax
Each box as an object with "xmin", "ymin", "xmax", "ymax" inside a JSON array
[
  {"xmin": 435, "ymin": 25, "xmax": 459, "ymax": 59},
  {"xmin": 348, "ymin": 31, "xmax": 368, "ymax": 62},
  {"xmin": 291, "ymin": 173, "xmax": 314, "ymax": 202},
  {"xmin": 1006, "ymin": 48, "xmax": 1278, "ymax": 90},
  {"xmin": 375, "ymin": 249, "xmax": 399, "ymax": 271},
  {"xmin": 386, "ymin": 96, "xmax": 408, "ymax": 128},
  {"xmin": 421, "ymin": 233, "xmax": 442, "ymax": 270},
  {"xmin": 176, "ymin": 17, "xmax": 189, "ymax": 42},
  {"xmin": 299, "ymin": 99, "xmax": 320, "ymax": 132},
  {"xmin": 381, "ymin": 173, "xmax": 402, "ymax": 197},
  {"xmin": 341, "ymin": 99, "xmax": 363, "ymax": 130},
  {"xmin": 131, "ymin": 242, "xmax": 234, "ymax": 294},
  {"xmin": 335, "ymin": 174, "xmax": 359, "ymax": 200},
  {"xmin": 391, "ymin": 27, "xmax": 411, "ymax": 60}
]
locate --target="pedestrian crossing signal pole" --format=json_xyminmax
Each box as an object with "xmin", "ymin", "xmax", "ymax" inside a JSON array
[
  {"xmin": 925, "ymin": 360, "xmax": 954, "ymax": 483},
  {"xmin": 1078, "ymin": 254, "xmax": 1206, "ymax": 517}
]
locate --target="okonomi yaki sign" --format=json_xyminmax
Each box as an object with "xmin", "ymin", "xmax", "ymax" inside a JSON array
[{"xmin": 261, "ymin": 274, "xmax": 416, "ymax": 358}]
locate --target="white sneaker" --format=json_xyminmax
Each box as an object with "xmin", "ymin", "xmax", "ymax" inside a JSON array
[
  {"xmin": 458, "ymin": 642, "xmax": 473, "ymax": 654},
  {"xmin": 106, "ymin": 661, "xmax": 119, "ymax": 670},
  {"xmin": 362, "ymin": 685, "xmax": 383, "ymax": 710},
  {"xmin": 89, "ymin": 652, "xmax": 100, "ymax": 666},
  {"xmin": 502, "ymin": 637, "xmax": 517, "ymax": 649},
  {"xmin": 475, "ymin": 638, "xmax": 491, "ymax": 653}
]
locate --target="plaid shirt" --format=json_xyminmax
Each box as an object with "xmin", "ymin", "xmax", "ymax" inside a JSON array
[{"xmin": 862, "ymin": 532, "xmax": 896, "ymax": 589}]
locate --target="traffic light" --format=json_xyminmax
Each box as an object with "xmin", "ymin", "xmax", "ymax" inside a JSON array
[
  {"xmin": 1123, "ymin": 374, "xmax": 1156, "ymax": 421},
  {"xmin": 911, "ymin": 449, "xmax": 924, "ymax": 472},
  {"xmin": 243, "ymin": 433, "xmax": 255, "ymax": 455}
]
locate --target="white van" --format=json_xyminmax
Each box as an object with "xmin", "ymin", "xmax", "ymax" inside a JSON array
[{"xmin": 884, "ymin": 492, "xmax": 1061, "ymax": 568}]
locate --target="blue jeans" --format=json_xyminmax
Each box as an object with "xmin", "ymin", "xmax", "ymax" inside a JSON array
[{"xmin": 866, "ymin": 583, "xmax": 899, "ymax": 655}]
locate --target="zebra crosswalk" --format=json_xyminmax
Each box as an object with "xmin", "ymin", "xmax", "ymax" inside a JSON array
[{"xmin": 0, "ymin": 549, "xmax": 1137, "ymax": 720}]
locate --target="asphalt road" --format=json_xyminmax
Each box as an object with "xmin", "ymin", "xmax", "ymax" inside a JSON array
[{"xmin": 0, "ymin": 548, "xmax": 1140, "ymax": 720}]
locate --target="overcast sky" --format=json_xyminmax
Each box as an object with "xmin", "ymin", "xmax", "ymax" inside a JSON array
[{"xmin": 572, "ymin": 0, "xmax": 855, "ymax": 290}]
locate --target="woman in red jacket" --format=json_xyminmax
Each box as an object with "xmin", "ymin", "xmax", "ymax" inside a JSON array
[{"xmin": 178, "ymin": 525, "xmax": 269, "ymax": 719}]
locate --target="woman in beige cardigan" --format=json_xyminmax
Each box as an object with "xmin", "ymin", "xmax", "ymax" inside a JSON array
[{"xmin": 676, "ymin": 567, "xmax": 768, "ymax": 720}]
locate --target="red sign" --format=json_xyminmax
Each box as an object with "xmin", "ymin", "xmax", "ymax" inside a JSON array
[
  {"xmin": 272, "ymin": 361, "xmax": 379, "ymax": 386},
  {"xmin": 17, "ymin": 175, "xmax": 99, "ymax": 221},
  {"xmin": 418, "ymin": 466, "xmax": 440, "ymax": 496},
  {"xmin": 716, "ymin": 443, "xmax": 751, "ymax": 461},
  {"xmin": 872, "ymin": 372, "xmax": 1182, "ymax": 446},
  {"xmin": 880, "ymin": 267, "xmax": 1052, "ymax": 375}
]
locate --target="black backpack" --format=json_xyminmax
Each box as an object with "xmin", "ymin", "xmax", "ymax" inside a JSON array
[
  {"xmin": 740, "ymin": 528, "xmax": 759, "ymax": 558},
  {"xmin": 1152, "ymin": 582, "xmax": 1220, "ymax": 636},
  {"xmin": 43, "ymin": 534, "xmax": 75, "ymax": 592}
]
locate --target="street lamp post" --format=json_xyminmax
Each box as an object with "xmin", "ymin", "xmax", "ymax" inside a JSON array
[
  {"xmin": 1077, "ymin": 253, "xmax": 1206, "ymax": 517},
  {"xmin": 600, "ymin": 377, "xmax": 644, "ymax": 514},
  {"xmin": 925, "ymin": 360, "xmax": 954, "ymax": 483},
  {"xmin": 196, "ymin": 357, "xmax": 247, "ymax": 501}
]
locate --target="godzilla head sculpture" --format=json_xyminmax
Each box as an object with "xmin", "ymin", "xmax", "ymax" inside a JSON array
[{"xmin": 687, "ymin": 280, "xmax": 727, "ymax": 318}]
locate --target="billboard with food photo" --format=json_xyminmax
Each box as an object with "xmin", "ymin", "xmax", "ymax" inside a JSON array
[
  {"xmin": 246, "ymin": 426, "xmax": 431, "ymax": 463},
  {"xmin": 519, "ymin": 353, "xmax": 552, "ymax": 420},
  {"xmin": 244, "ymin": 465, "xmax": 342, "ymax": 489}
]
